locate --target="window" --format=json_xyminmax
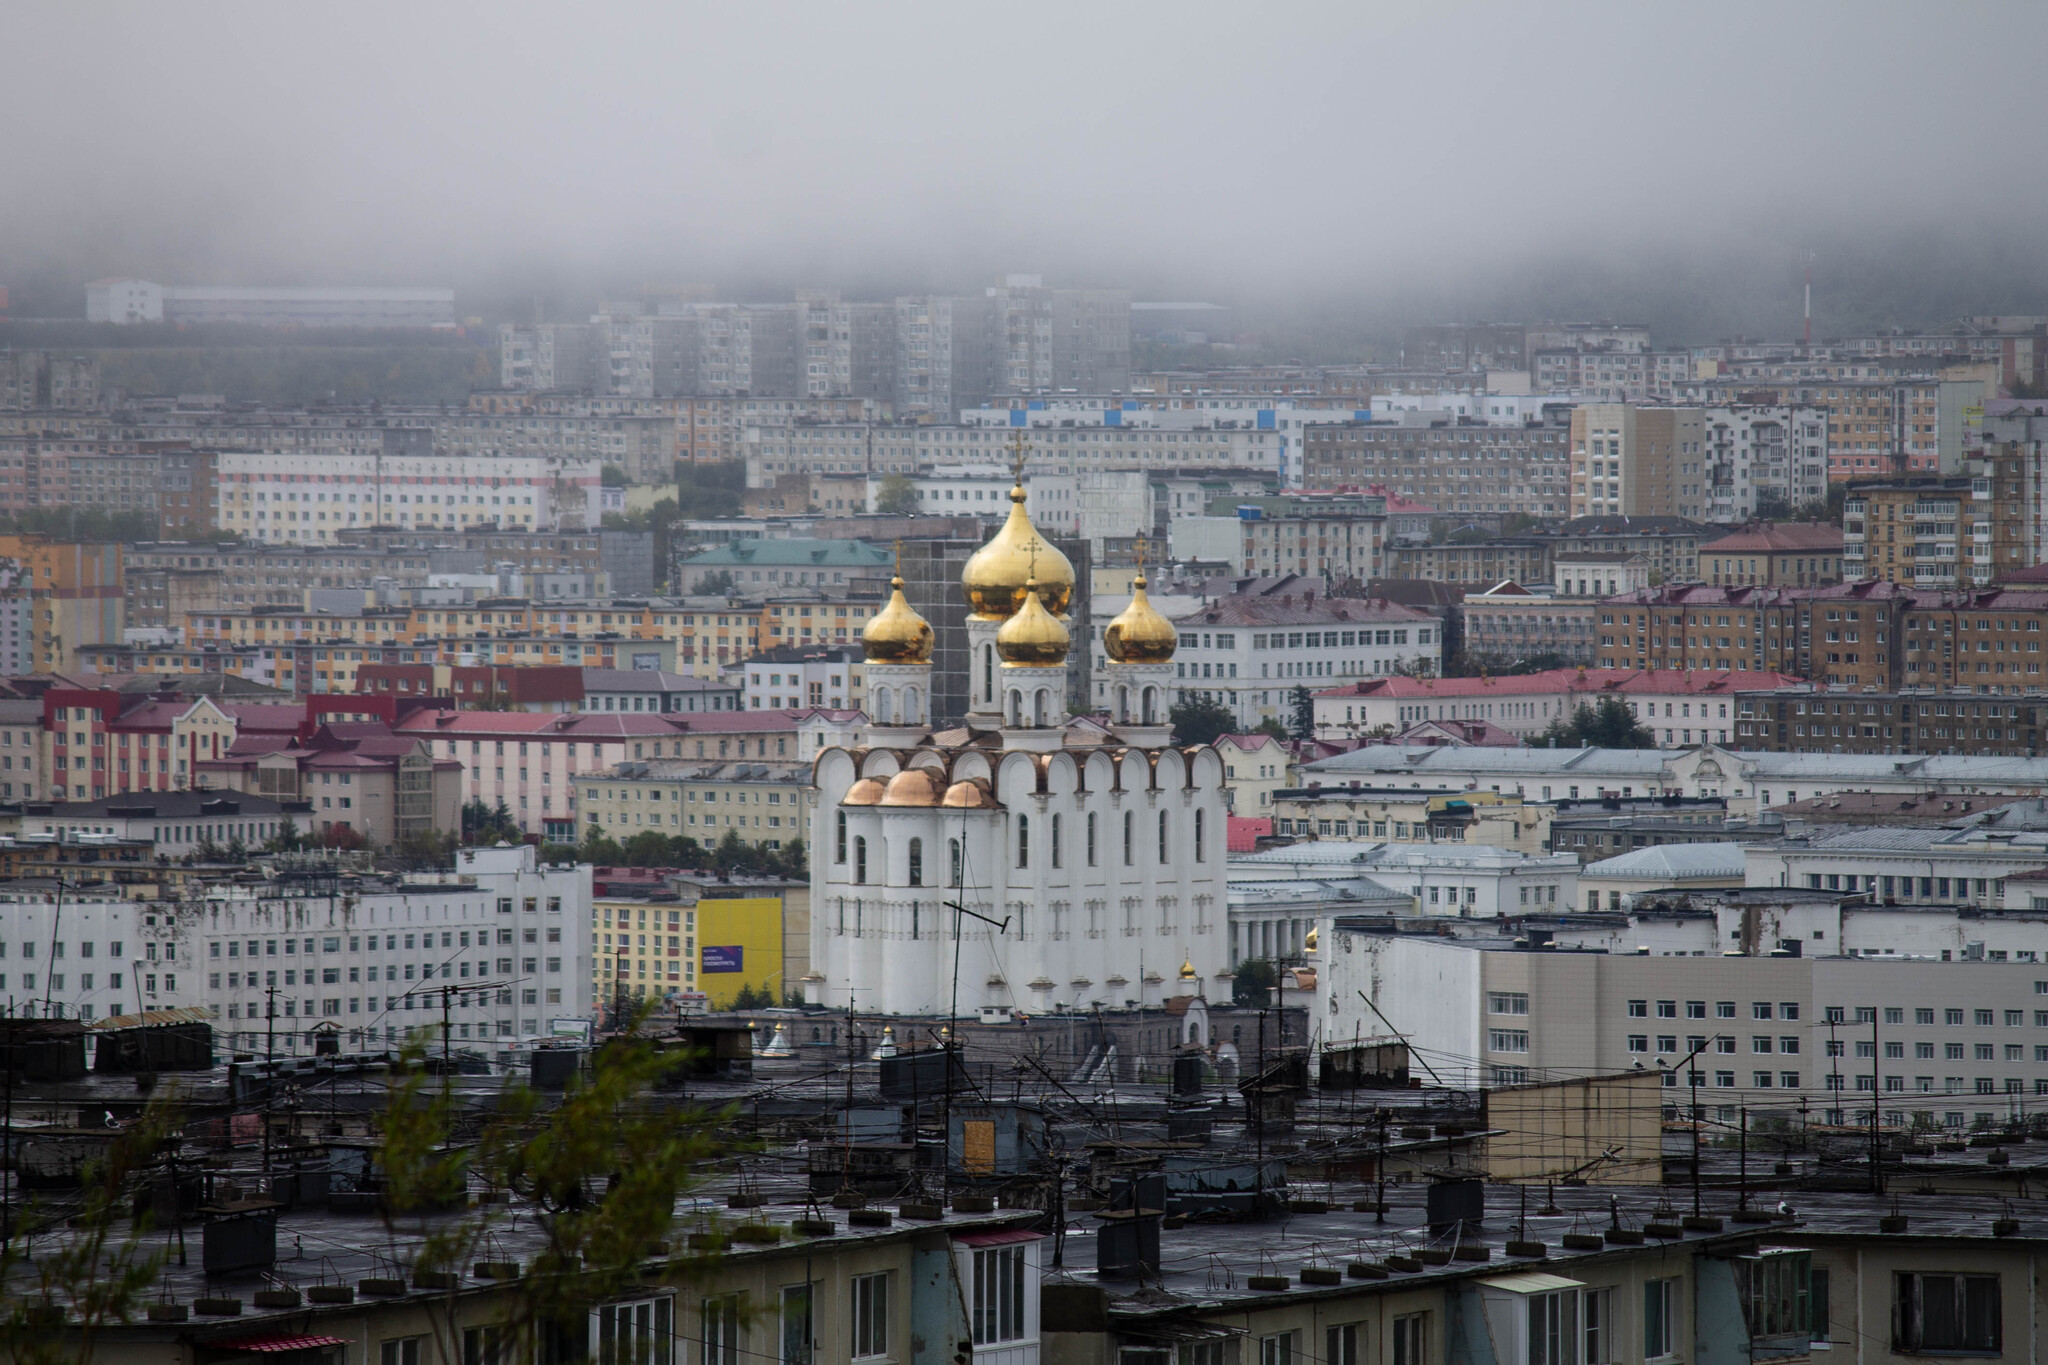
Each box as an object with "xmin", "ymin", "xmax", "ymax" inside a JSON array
[
  {"xmin": 950, "ymin": 838, "xmax": 963, "ymax": 888},
  {"xmin": 907, "ymin": 838, "xmax": 923, "ymax": 887},
  {"xmin": 852, "ymin": 1274, "xmax": 889, "ymax": 1360},
  {"xmin": 853, "ymin": 837, "xmax": 867, "ymax": 884},
  {"xmin": 595, "ymin": 1297, "xmax": 674, "ymax": 1365},
  {"xmin": 1529, "ymin": 1290, "xmax": 1578, "ymax": 1365},
  {"xmin": 781, "ymin": 1285, "xmax": 814, "ymax": 1365},
  {"xmin": 1893, "ymin": 1273, "xmax": 2000, "ymax": 1354},
  {"xmin": 1644, "ymin": 1278, "xmax": 1677, "ymax": 1359},
  {"xmin": 1051, "ymin": 814, "xmax": 1062, "ymax": 869},
  {"xmin": 1326, "ymin": 1324, "xmax": 1359, "ymax": 1365},
  {"xmin": 1489, "ymin": 1029, "xmax": 1529, "ymax": 1053},
  {"xmin": 971, "ymin": 1245, "xmax": 1027, "ymax": 1344},
  {"xmin": 1627, "ymin": 999, "xmax": 1647, "ymax": 1018},
  {"xmin": 1811, "ymin": 1267, "xmax": 1831, "ymax": 1344},
  {"xmin": 1392, "ymin": 1314, "xmax": 1429, "ymax": 1365},
  {"xmin": 1017, "ymin": 815, "xmax": 1029, "ymax": 868},
  {"xmin": 1158, "ymin": 809, "xmax": 1169, "ymax": 863},
  {"xmin": 1259, "ymin": 1334, "xmax": 1298, "ymax": 1365},
  {"xmin": 1736, "ymin": 1250, "xmax": 1811, "ymax": 1349},
  {"xmin": 835, "ymin": 811, "xmax": 846, "ymax": 864},
  {"xmin": 1123, "ymin": 810, "xmax": 1133, "ymax": 865},
  {"xmin": 1086, "ymin": 813, "xmax": 1098, "ymax": 866},
  {"xmin": 382, "ymin": 1341, "xmax": 423, "ymax": 1365},
  {"xmin": 1583, "ymin": 1288, "xmax": 1612, "ymax": 1365},
  {"xmin": 701, "ymin": 1295, "xmax": 742, "ymax": 1365},
  {"xmin": 1489, "ymin": 992, "xmax": 1530, "ymax": 1015}
]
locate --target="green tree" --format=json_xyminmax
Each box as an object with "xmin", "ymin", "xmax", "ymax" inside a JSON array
[
  {"xmin": 873, "ymin": 472, "xmax": 918, "ymax": 515},
  {"xmin": 263, "ymin": 816, "xmax": 305, "ymax": 852},
  {"xmin": 1290, "ymin": 685, "xmax": 1316, "ymax": 740},
  {"xmin": 1534, "ymin": 696, "xmax": 1658, "ymax": 749},
  {"xmin": 1252, "ymin": 716, "xmax": 1291, "ymax": 741},
  {"xmin": 578, "ymin": 830, "xmax": 626, "ymax": 865},
  {"xmin": 1231, "ymin": 957, "xmax": 1279, "ymax": 1007},
  {"xmin": 372, "ymin": 1020, "xmax": 726, "ymax": 1365},
  {"xmin": 728, "ymin": 983, "xmax": 774, "ymax": 1010},
  {"xmin": 462, "ymin": 798, "xmax": 521, "ymax": 844},
  {"xmin": 777, "ymin": 836, "xmax": 808, "ymax": 879},
  {"xmin": 1169, "ymin": 695, "xmax": 1237, "ymax": 747},
  {"xmin": 694, "ymin": 568, "xmax": 737, "ymax": 596},
  {"xmin": 600, "ymin": 463, "xmax": 630, "ymax": 487},
  {"xmin": 621, "ymin": 830, "xmax": 675, "ymax": 867}
]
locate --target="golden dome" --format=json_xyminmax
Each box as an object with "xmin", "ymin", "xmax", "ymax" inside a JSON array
[
  {"xmin": 1303, "ymin": 925, "xmax": 1319, "ymax": 954},
  {"xmin": 961, "ymin": 483, "xmax": 1074, "ymax": 619},
  {"xmin": 880, "ymin": 767, "xmax": 946, "ymax": 807},
  {"xmin": 1178, "ymin": 958, "xmax": 1198, "ymax": 983},
  {"xmin": 862, "ymin": 575, "xmax": 933, "ymax": 664},
  {"xmin": 842, "ymin": 777, "xmax": 886, "ymax": 806},
  {"xmin": 996, "ymin": 577, "xmax": 1071, "ymax": 666},
  {"xmin": 941, "ymin": 777, "xmax": 999, "ymax": 809},
  {"xmin": 1103, "ymin": 571, "xmax": 1177, "ymax": 664}
]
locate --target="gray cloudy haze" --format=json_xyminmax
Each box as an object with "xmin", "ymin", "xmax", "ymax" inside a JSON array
[{"xmin": 8, "ymin": 0, "xmax": 2048, "ymax": 338}]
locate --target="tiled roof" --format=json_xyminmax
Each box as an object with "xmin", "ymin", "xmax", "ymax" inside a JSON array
[
  {"xmin": 1315, "ymin": 667, "xmax": 1806, "ymax": 701},
  {"xmin": 1699, "ymin": 522, "xmax": 1844, "ymax": 554},
  {"xmin": 1180, "ymin": 595, "xmax": 1433, "ymax": 628},
  {"xmin": 1580, "ymin": 842, "xmax": 1748, "ymax": 880}
]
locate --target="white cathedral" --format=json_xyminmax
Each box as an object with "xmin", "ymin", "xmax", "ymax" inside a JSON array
[{"xmin": 807, "ymin": 479, "xmax": 1231, "ymax": 1017}]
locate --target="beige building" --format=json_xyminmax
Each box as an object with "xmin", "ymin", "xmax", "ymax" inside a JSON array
[
  {"xmin": 1569, "ymin": 405, "xmax": 1709, "ymax": 521},
  {"xmin": 1216, "ymin": 732, "xmax": 1291, "ymax": 815},
  {"xmin": 1271, "ymin": 787, "xmax": 1554, "ymax": 856},
  {"xmin": 581, "ymin": 757, "xmax": 815, "ymax": 853}
]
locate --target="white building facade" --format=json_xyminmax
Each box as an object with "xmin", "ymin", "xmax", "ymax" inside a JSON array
[{"xmin": 217, "ymin": 452, "xmax": 601, "ymax": 543}]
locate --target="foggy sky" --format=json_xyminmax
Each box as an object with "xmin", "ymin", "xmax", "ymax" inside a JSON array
[{"xmin": 8, "ymin": 1, "xmax": 2048, "ymax": 338}]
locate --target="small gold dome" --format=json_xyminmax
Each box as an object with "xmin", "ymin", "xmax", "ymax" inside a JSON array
[
  {"xmin": 1303, "ymin": 925, "xmax": 1319, "ymax": 954},
  {"xmin": 996, "ymin": 577, "xmax": 1071, "ymax": 666},
  {"xmin": 862, "ymin": 575, "xmax": 933, "ymax": 664},
  {"xmin": 880, "ymin": 767, "xmax": 946, "ymax": 807},
  {"xmin": 961, "ymin": 483, "xmax": 1074, "ymax": 619},
  {"xmin": 842, "ymin": 777, "xmax": 886, "ymax": 806},
  {"xmin": 1103, "ymin": 571, "xmax": 1177, "ymax": 664},
  {"xmin": 942, "ymin": 777, "xmax": 999, "ymax": 809},
  {"xmin": 1178, "ymin": 958, "xmax": 1197, "ymax": 983}
]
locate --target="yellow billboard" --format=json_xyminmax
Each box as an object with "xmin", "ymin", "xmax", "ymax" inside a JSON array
[{"xmin": 693, "ymin": 896, "xmax": 786, "ymax": 1008}]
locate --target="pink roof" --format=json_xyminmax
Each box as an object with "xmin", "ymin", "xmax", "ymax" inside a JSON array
[
  {"xmin": 1364, "ymin": 486, "xmax": 1439, "ymax": 515},
  {"xmin": 1220, "ymin": 733, "xmax": 1279, "ymax": 752},
  {"xmin": 1227, "ymin": 816, "xmax": 1272, "ymax": 852},
  {"xmin": 394, "ymin": 709, "xmax": 806, "ymax": 739},
  {"xmin": 1316, "ymin": 666, "xmax": 1807, "ymax": 701},
  {"xmin": 215, "ymin": 703, "xmax": 305, "ymax": 733},
  {"xmin": 1699, "ymin": 522, "xmax": 1844, "ymax": 554},
  {"xmin": 1392, "ymin": 718, "xmax": 1522, "ymax": 747}
]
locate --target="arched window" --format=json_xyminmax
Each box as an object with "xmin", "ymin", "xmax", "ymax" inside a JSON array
[
  {"xmin": 1122, "ymin": 810, "xmax": 1133, "ymax": 866},
  {"xmin": 1158, "ymin": 809, "xmax": 1169, "ymax": 863},
  {"xmin": 1194, "ymin": 808, "xmax": 1206, "ymax": 862},
  {"xmin": 907, "ymin": 837, "xmax": 923, "ymax": 887},
  {"xmin": 1086, "ymin": 812, "xmax": 1098, "ymax": 866},
  {"xmin": 1016, "ymin": 814, "xmax": 1030, "ymax": 868},
  {"xmin": 835, "ymin": 810, "xmax": 847, "ymax": 864},
  {"xmin": 949, "ymin": 838, "xmax": 963, "ymax": 888},
  {"xmin": 1050, "ymin": 813, "xmax": 1062, "ymax": 869},
  {"xmin": 853, "ymin": 836, "xmax": 868, "ymax": 884},
  {"xmin": 983, "ymin": 644, "xmax": 995, "ymax": 705}
]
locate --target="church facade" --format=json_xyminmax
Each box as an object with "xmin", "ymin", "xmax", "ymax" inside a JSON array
[{"xmin": 807, "ymin": 481, "xmax": 1231, "ymax": 1017}]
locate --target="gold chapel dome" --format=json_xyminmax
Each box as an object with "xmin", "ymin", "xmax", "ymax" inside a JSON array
[
  {"xmin": 862, "ymin": 575, "xmax": 933, "ymax": 664},
  {"xmin": 996, "ymin": 577, "xmax": 1071, "ymax": 666},
  {"xmin": 1103, "ymin": 571, "xmax": 1177, "ymax": 664},
  {"xmin": 961, "ymin": 482, "xmax": 1075, "ymax": 620},
  {"xmin": 1178, "ymin": 958, "xmax": 1198, "ymax": 983}
]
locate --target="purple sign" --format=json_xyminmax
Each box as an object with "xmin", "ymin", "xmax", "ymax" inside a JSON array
[{"xmin": 702, "ymin": 945, "xmax": 744, "ymax": 973}]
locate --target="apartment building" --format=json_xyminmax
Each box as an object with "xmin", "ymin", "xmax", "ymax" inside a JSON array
[
  {"xmin": 1301, "ymin": 417, "xmax": 1573, "ymax": 517},
  {"xmin": 1595, "ymin": 580, "xmax": 1913, "ymax": 687},
  {"xmin": 743, "ymin": 644, "xmax": 862, "ymax": 712},
  {"xmin": 1734, "ymin": 688, "xmax": 2044, "ymax": 757},
  {"xmin": 580, "ymin": 757, "xmax": 814, "ymax": 852},
  {"xmin": 1459, "ymin": 581, "xmax": 1598, "ymax": 668},
  {"xmin": 1384, "ymin": 537, "xmax": 1552, "ymax": 586},
  {"xmin": 745, "ymin": 419, "xmax": 1284, "ymax": 486},
  {"xmin": 1171, "ymin": 493, "xmax": 1388, "ymax": 581},
  {"xmin": 0, "ymin": 350, "xmax": 101, "ymax": 411},
  {"xmin": 1569, "ymin": 405, "xmax": 1710, "ymax": 520},
  {"xmin": 1310, "ymin": 667, "xmax": 1804, "ymax": 744},
  {"xmin": 123, "ymin": 541, "xmax": 434, "ymax": 627},
  {"xmin": 1536, "ymin": 516, "xmax": 1710, "ymax": 585},
  {"xmin": 0, "ymin": 534, "xmax": 123, "ymax": 671},
  {"xmin": 1842, "ymin": 476, "xmax": 2000, "ymax": 589},
  {"xmin": 1688, "ymin": 375, "xmax": 1940, "ymax": 478},
  {"xmin": 1700, "ymin": 522, "xmax": 1845, "ymax": 587},
  {"xmin": 90, "ymin": 282, "xmax": 455, "ymax": 328},
  {"xmin": 1161, "ymin": 590, "xmax": 1443, "ymax": 729},
  {"xmin": 216, "ymin": 451, "xmax": 602, "ymax": 543},
  {"xmin": 0, "ymin": 881, "xmax": 176, "ymax": 1020},
  {"xmin": 676, "ymin": 538, "xmax": 890, "ymax": 593},
  {"xmin": 436, "ymin": 406, "xmax": 679, "ymax": 483},
  {"xmin": 1269, "ymin": 786, "xmax": 1554, "ymax": 855},
  {"xmin": 0, "ymin": 438, "xmax": 215, "ymax": 534},
  {"xmin": 1234, "ymin": 840, "xmax": 1578, "ymax": 925},
  {"xmin": 1701, "ymin": 404, "xmax": 1830, "ymax": 519}
]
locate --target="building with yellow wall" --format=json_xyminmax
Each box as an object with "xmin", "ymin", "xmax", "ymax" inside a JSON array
[
  {"xmin": 0, "ymin": 535, "xmax": 124, "ymax": 670},
  {"xmin": 591, "ymin": 891, "xmax": 792, "ymax": 1010}
]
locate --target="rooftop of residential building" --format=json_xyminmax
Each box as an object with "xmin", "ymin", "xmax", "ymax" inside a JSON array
[{"xmin": 1579, "ymin": 841, "xmax": 1748, "ymax": 881}]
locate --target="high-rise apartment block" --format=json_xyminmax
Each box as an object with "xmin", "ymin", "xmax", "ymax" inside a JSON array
[{"xmin": 1568, "ymin": 404, "xmax": 1709, "ymax": 520}]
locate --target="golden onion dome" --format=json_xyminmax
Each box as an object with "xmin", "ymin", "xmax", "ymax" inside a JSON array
[
  {"xmin": 841, "ymin": 777, "xmax": 886, "ymax": 806},
  {"xmin": 942, "ymin": 776, "xmax": 998, "ymax": 809},
  {"xmin": 961, "ymin": 482, "xmax": 1074, "ymax": 619},
  {"xmin": 996, "ymin": 577, "xmax": 1071, "ymax": 666},
  {"xmin": 1103, "ymin": 571, "xmax": 1177, "ymax": 664},
  {"xmin": 861, "ymin": 575, "xmax": 933, "ymax": 664},
  {"xmin": 879, "ymin": 767, "xmax": 947, "ymax": 807},
  {"xmin": 1304, "ymin": 925, "xmax": 1319, "ymax": 954},
  {"xmin": 1178, "ymin": 958, "xmax": 1198, "ymax": 983}
]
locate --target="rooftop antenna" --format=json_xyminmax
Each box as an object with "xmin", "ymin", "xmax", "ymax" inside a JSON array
[{"xmin": 1803, "ymin": 251, "xmax": 1815, "ymax": 350}]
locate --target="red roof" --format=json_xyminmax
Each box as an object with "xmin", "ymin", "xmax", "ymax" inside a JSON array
[
  {"xmin": 1219, "ymin": 733, "xmax": 1279, "ymax": 752},
  {"xmin": 1699, "ymin": 522, "xmax": 1844, "ymax": 554},
  {"xmin": 208, "ymin": 1337, "xmax": 351, "ymax": 1353},
  {"xmin": 1227, "ymin": 816, "xmax": 1272, "ymax": 852},
  {"xmin": 1316, "ymin": 666, "xmax": 1807, "ymax": 701}
]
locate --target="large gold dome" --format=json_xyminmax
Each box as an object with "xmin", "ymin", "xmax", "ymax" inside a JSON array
[
  {"xmin": 861, "ymin": 575, "xmax": 933, "ymax": 664},
  {"xmin": 996, "ymin": 577, "xmax": 1071, "ymax": 666},
  {"xmin": 961, "ymin": 482, "xmax": 1075, "ymax": 619},
  {"xmin": 1103, "ymin": 571, "xmax": 1177, "ymax": 664}
]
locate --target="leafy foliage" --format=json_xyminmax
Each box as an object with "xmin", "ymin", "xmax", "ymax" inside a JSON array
[
  {"xmin": 873, "ymin": 473, "xmax": 918, "ymax": 515},
  {"xmin": 1231, "ymin": 957, "xmax": 1279, "ymax": 1007},
  {"xmin": 0, "ymin": 508, "xmax": 158, "ymax": 542},
  {"xmin": 1251, "ymin": 716, "xmax": 1292, "ymax": 741},
  {"xmin": 1534, "ymin": 696, "xmax": 1658, "ymax": 749},
  {"xmin": 728, "ymin": 983, "xmax": 776, "ymax": 1010},
  {"xmin": 1168, "ymin": 695, "xmax": 1237, "ymax": 747},
  {"xmin": 463, "ymin": 799, "xmax": 522, "ymax": 845}
]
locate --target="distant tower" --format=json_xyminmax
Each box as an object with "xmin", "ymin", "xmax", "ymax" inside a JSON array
[{"xmin": 959, "ymin": 438, "xmax": 1074, "ymax": 729}]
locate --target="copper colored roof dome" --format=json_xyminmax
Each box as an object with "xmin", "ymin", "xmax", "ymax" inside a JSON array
[
  {"xmin": 941, "ymin": 777, "xmax": 999, "ymax": 809},
  {"xmin": 880, "ymin": 767, "xmax": 947, "ymax": 807},
  {"xmin": 841, "ymin": 777, "xmax": 886, "ymax": 806}
]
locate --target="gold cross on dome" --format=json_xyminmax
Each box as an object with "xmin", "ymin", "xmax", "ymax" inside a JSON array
[{"xmin": 1008, "ymin": 427, "xmax": 1029, "ymax": 481}]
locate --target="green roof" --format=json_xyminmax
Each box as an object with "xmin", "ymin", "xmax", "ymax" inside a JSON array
[{"xmin": 682, "ymin": 539, "xmax": 891, "ymax": 568}]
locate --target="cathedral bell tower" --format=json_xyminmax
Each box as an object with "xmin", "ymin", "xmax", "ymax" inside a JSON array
[
  {"xmin": 1101, "ymin": 541, "xmax": 1177, "ymax": 748},
  {"xmin": 859, "ymin": 551, "xmax": 934, "ymax": 746},
  {"xmin": 959, "ymin": 441, "xmax": 1074, "ymax": 730}
]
